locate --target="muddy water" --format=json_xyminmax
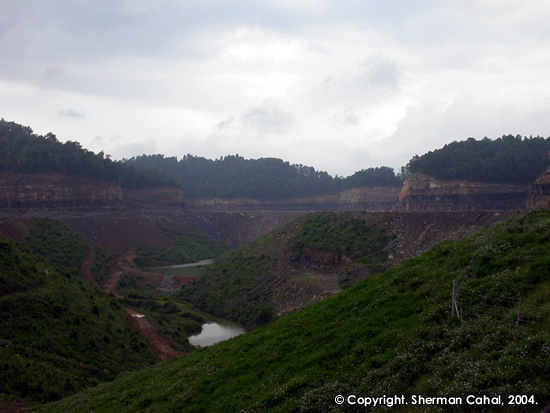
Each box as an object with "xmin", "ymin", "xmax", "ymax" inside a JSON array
[{"xmin": 188, "ymin": 321, "xmax": 246, "ymax": 347}]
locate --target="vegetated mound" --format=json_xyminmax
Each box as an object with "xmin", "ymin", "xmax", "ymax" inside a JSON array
[
  {"xmin": 178, "ymin": 212, "xmax": 395, "ymax": 329},
  {"xmin": 0, "ymin": 222, "xmax": 156, "ymax": 403},
  {"xmin": 407, "ymin": 134, "xmax": 550, "ymax": 184},
  {"xmin": 40, "ymin": 210, "xmax": 550, "ymax": 412}
]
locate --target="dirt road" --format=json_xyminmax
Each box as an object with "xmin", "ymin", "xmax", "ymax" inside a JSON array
[{"xmin": 124, "ymin": 308, "xmax": 185, "ymax": 361}]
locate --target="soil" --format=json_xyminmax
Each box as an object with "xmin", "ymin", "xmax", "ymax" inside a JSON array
[
  {"xmin": 124, "ymin": 309, "xmax": 185, "ymax": 361},
  {"xmin": 0, "ymin": 400, "xmax": 31, "ymax": 413},
  {"xmin": 100, "ymin": 250, "xmax": 192, "ymax": 360},
  {"xmin": 0, "ymin": 217, "xmax": 31, "ymax": 244},
  {"xmin": 79, "ymin": 245, "xmax": 99, "ymax": 287}
]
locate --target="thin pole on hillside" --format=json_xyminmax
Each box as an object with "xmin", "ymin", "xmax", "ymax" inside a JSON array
[
  {"xmin": 452, "ymin": 280, "xmax": 455, "ymax": 316},
  {"xmin": 516, "ymin": 297, "xmax": 522, "ymax": 328},
  {"xmin": 452, "ymin": 280, "xmax": 460, "ymax": 318}
]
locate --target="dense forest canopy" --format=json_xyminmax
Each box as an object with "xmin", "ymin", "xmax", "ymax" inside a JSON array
[
  {"xmin": 0, "ymin": 119, "xmax": 174, "ymax": 188},
  {"xmin": 0, "ymin": 119, "xmax": 403, "ymax": 199},
  {"xmin": 126, "ymin": 155, "xmax": 403, "ymax": 200},
  {"xmin": 407, "ymin": 135, "xmax": 550, "ymax": 184}
]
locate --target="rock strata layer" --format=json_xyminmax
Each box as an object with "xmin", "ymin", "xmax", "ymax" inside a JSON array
[
  {"xmin": 0, "ymin": 173, "xmax": 123, "ymax": 210},
  {"xmin": 395, "ymin": 173, "xmax": 528, "ymax": 212},
  {"xmin": 185, "ymin": 186, "xmax": 401, "ymax": 211},
  {"xmin": 526, "ymin": 169, "xmax": 550, "ymax": 209}
]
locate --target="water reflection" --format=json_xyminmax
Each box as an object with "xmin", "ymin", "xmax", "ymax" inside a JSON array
[{"xmin": 188, "ymin": 322, "xmax": 245, "ymax": 347}]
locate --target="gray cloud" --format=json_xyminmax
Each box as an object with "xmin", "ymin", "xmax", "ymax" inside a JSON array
[
  {"xmin": 58, "ymin": 108, "xmax": 84, "ymax": 118},
  {"xmin": 243, "ymin": 102, "xmax": 293, "ymax": 135},
  {"xmin": 1, "ymin": 0, "xmax": 550, "ymax": 175}
]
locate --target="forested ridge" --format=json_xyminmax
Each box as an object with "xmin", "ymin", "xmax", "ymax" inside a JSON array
[
  {"xmin": 0, "ymin": 119, "xmax": 174, "ymax": 188},
  {"xmin": 407, "ymin": 135, "xmax": 550, "ymax": 184},
  {"xmin": 4, "ymin": 119, "xmax": 550, "ymax": 201},
  {"xmin": 0, "ymin": 119, "xmax": 403, "ymax": 200},
  {"xmin": 126, "ymin": 154, "xmax": 402, "ymax": 200}
]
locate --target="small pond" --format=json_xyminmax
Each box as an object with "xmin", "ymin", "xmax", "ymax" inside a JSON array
[{"xmin": 188, "ymin": 321, "xmax": 246, "ymax": 347}]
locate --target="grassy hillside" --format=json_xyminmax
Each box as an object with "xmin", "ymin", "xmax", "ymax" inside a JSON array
[
  {"xmin": 116, "ymin": 274, "xmax": 210, "ymax": 352},
  {"xmin": 0, "ymin": 227, "xmax": 156, "ymax": 403},
  {"xmin": 179, "ymin": 212, "xmax": 392, "ymax": 329},
  {"xmin": 41, "ymin": 210, "xmax": 550, "ymax": 412}
]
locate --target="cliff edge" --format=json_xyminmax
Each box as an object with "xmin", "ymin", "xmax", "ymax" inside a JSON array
[
  {"xmin": 0, "ymin": 172, "xmax": 124, "ymax": 210},
  {"xmin": 185, "ymin": 186, "xmax": 401, "ymax": 211},
  {"xmin": 395, "ymin": 173, "xmax": 528, "ymax": 212},
  {"xmin": 527, "ymin": 169, "xmax": 550, "ymax": 209}
]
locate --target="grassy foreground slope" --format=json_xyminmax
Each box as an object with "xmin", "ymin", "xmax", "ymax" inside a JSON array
[{"xmin": 41, "ymin": 210, "xmax": 550, "ymax": 412}]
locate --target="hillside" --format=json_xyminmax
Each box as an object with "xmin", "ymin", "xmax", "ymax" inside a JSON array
[
  {"xmin": 40, "ymin": 209, "xmax": 550, "ymax": 412},
  {"xmin": 0, "ymin": 216, "xmax": 239, "ymax": 405},
  {"xmin": 127, "ymin": 155, "xmax": 403, "ymax": 200},
  {"xmin": 178, "ymin": 212, "xmax": 395, "ymax": 329},
  {"xmin": 407, "ymin": 135, "xmax": 550, "ymax": 184},
  {"xmin": 0, "ymin": 230, "xmax": 156, "ymax": 403},
  {"xmin": 0, "ymin": 119, "xmax": 175, "ymax": 189},
  {"xmin": 178, "ymin": 210, "xmax": 509, "ymax": 329}
]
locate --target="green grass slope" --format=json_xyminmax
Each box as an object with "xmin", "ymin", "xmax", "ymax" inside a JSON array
[
  {"xmin": 41, "ymin": 210, "xmax": 550, "ymax": 412},
  {"xmin": 0, "ymin": 224, "xmax": 156, "ymax": 403}
]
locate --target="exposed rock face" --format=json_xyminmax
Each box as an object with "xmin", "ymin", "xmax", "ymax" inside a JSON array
[
  {"xmin": 395, "ymin": 173, "xmax": 528, "ymax": 212},
  {"xmin": 293, "ymin": 247, "xmax": 352, "ymax": 270},
  {"xmin": 122, "ymin": 187, "xmax": 185, "ymax": 208},
  {"xmin": 185, "ymin": 186, "xmax": 401, "ymax": 211},
  {"xmin": 0, "ymin": 173, "xmax": 123, "ymax": 210},
  {"xmin": 526, "ymin": 169, "xmax": 550, "ymax": 209}
]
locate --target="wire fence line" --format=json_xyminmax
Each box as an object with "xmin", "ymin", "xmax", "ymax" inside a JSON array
[{"xmin": 451, "ymin": 280, "xmax": 550, "ymax": 329}]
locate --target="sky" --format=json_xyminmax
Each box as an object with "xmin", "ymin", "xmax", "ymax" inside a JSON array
[{"xmin": 1, "ymin": 0, "xmax": 550, "ymax": 177}]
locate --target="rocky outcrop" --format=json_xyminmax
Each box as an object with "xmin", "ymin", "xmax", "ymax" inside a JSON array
[
  {"xmin": 122, "ymin": 187, "xmax": 185, "ymax": 209},
  {"xmin": 395, "ymin": 173, "xmax": 528, "ymax": 212},
  {"xmin": 293, "ymin": 247, "xmax": 352, "ymax": 270},
  {"xmin": 526, "ymin": 169, "xmax": 550, "ymax": 209},
  {"xmin": 185, "ymin": 186, "xmax": 401, "ymax": 211},
  {"xmin": 0, "ymin": 173, "xmax": 123, "ymax": 210}
]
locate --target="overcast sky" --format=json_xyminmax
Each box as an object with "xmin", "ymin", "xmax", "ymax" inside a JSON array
[{"xmin": 1, "ymin": 0, "xmax": 550, "ymax": 176}]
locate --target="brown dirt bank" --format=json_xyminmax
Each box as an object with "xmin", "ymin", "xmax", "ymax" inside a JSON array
[{"xmin": 124, "ymin": 309, "xmax": 184, "ymax": 361}]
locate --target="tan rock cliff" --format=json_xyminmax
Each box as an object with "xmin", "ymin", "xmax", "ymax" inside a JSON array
[
  {"xmin": 526, "ymin": 169, "xmax": 550, "ymax": 209},
  {"xmin": 185, "ymin": 186, "xmax": 401, "ymax": 211},
  {"xmin": 0, "ymin": 173, "xmax": 123, "ymax": 210},
  {"xmin": 395, "ymin": 173, "xmax": 528, "ymax": 212}
]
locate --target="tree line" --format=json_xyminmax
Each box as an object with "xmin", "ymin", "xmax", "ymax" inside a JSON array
[
  {"xmin": 406, "ymin": 135, "xmax": 550, "ymax": 184},
  {"xmin": 0, "ymin": 119, "xmax": 404, "ymax": 198},
  {"xmin": 17, "ymin": 121, "xmax": 550, "ymax": 200},
  {"xmin": 126, "ymin": 154, "xmax": 403, "ymax": 200},
  {"xmin": 0, "ymin": 119, "xmax": 174, "ymax": 188}
]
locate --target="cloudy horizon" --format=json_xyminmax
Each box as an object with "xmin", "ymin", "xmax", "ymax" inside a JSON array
[{"xmin": 1, "ymin": 0, "xmax": 550, "ymax": 176}]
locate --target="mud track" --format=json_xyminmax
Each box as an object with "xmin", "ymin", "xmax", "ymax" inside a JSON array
[{"xmin": 124, "ymin": 309, "xmax": 184, "ymax": 361}]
